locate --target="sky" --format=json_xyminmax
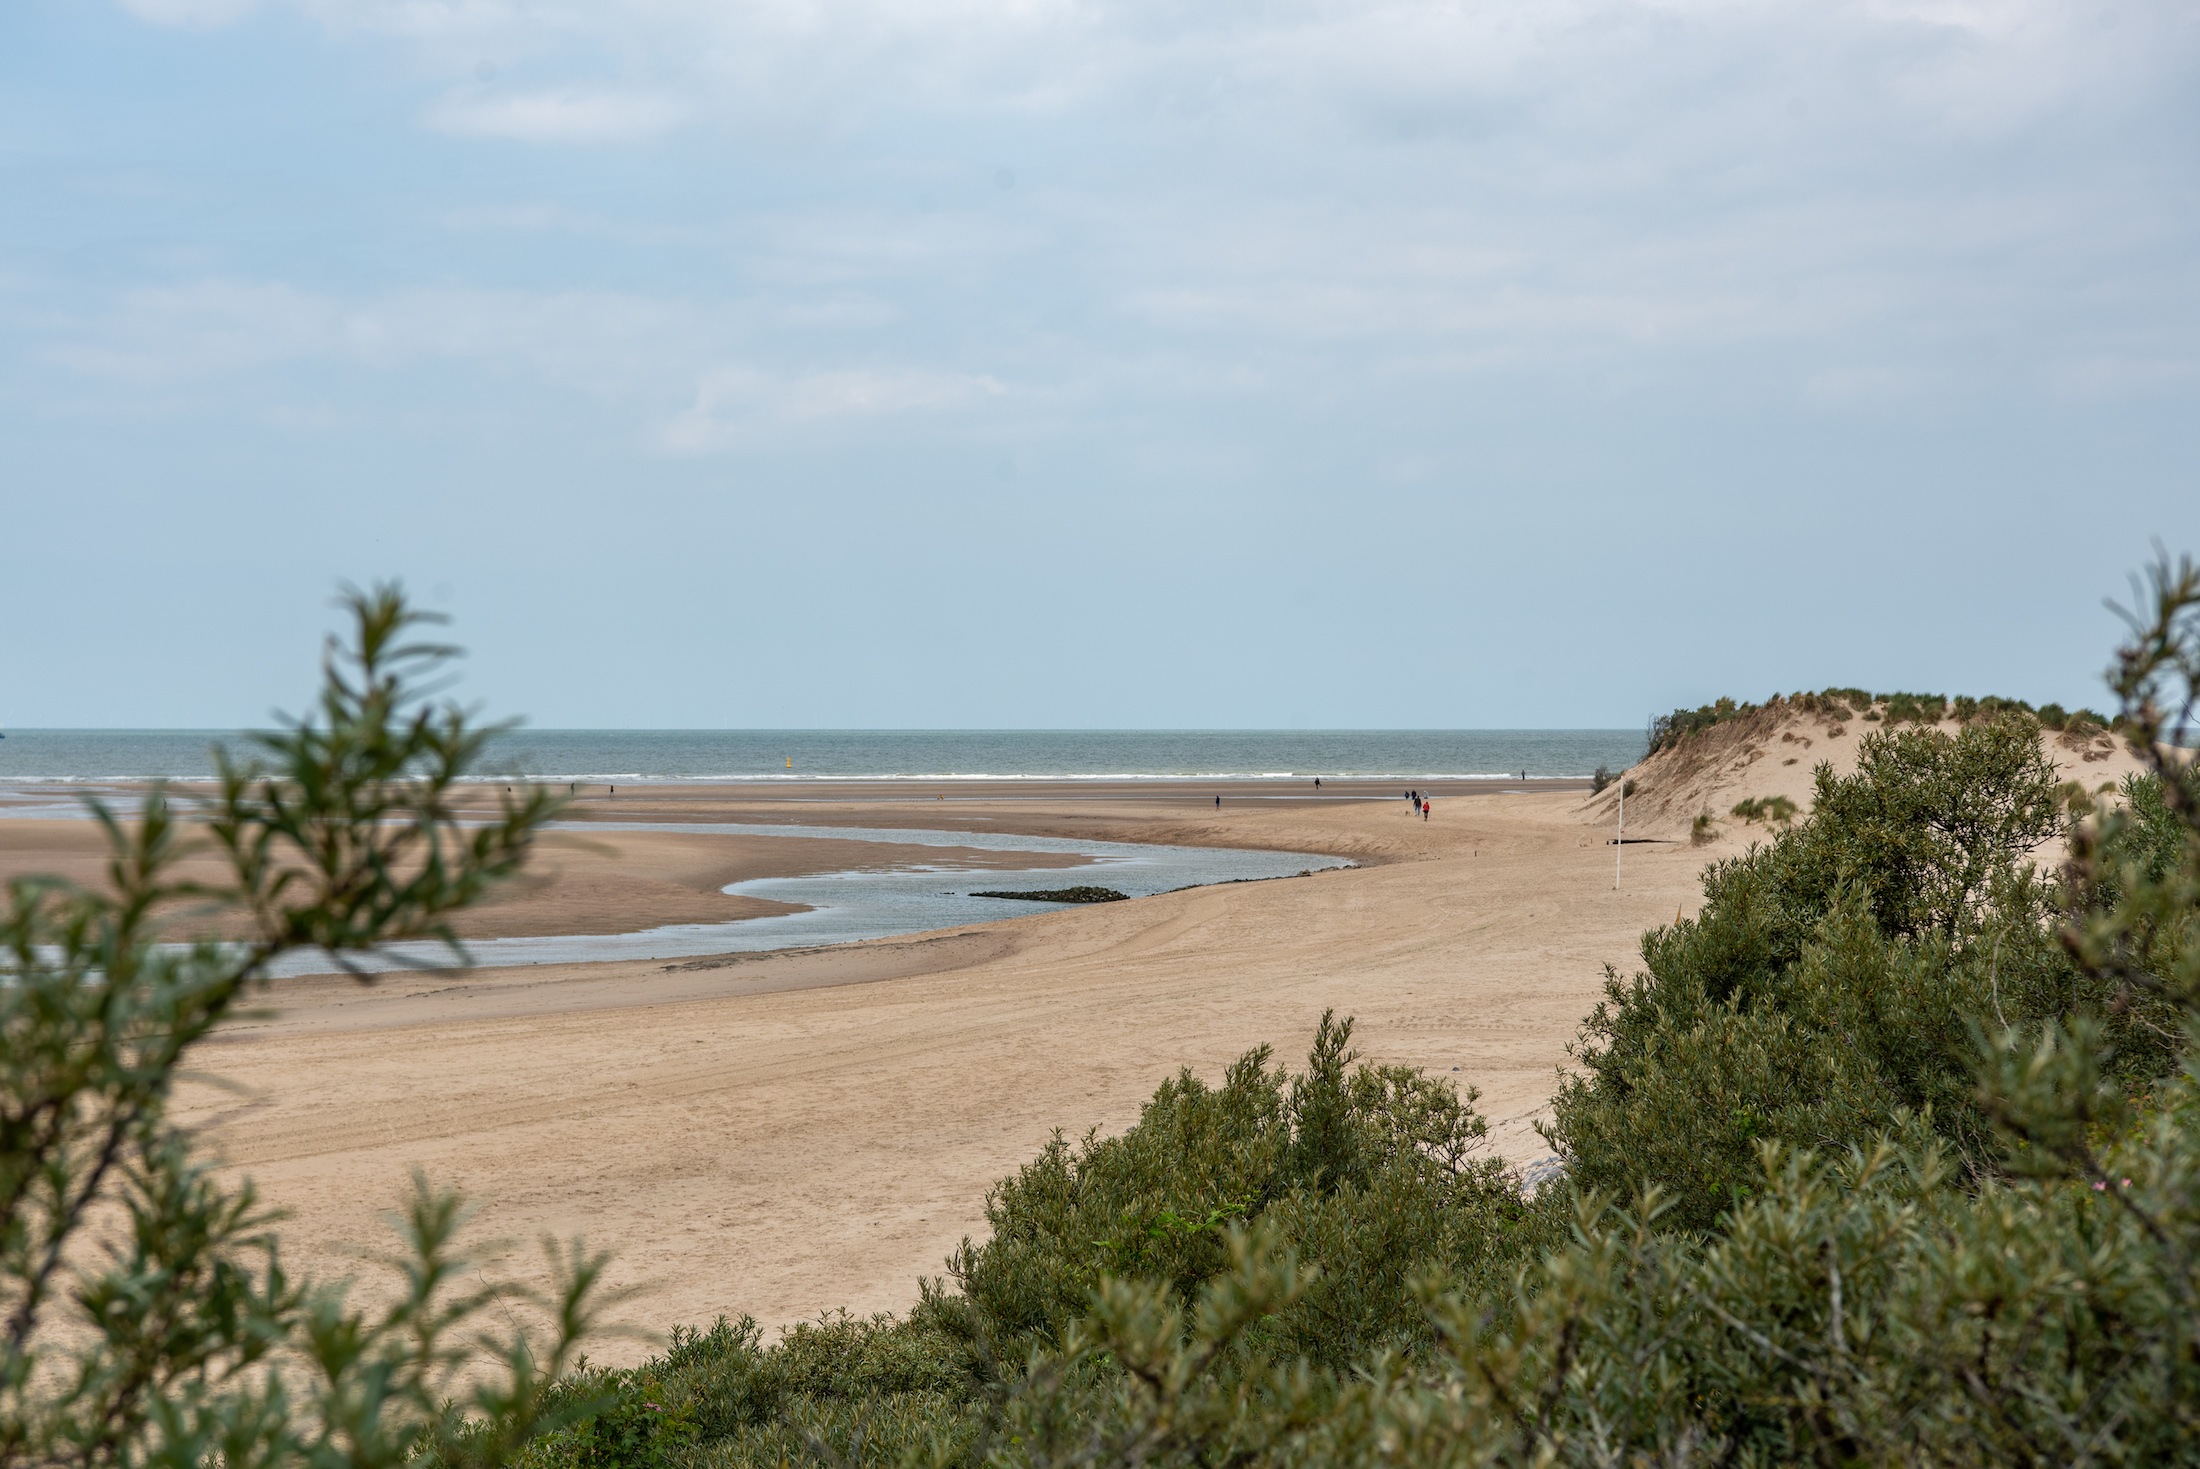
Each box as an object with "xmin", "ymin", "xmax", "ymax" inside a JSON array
[{"xmin": 3, "ymin": 0, "xmax": 2196, "ymax": 730}]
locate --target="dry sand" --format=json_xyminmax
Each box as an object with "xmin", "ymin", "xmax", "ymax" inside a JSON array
[{"xmin": 161, "ymin": 782, "xmax": 1686, "ymax": 1358}]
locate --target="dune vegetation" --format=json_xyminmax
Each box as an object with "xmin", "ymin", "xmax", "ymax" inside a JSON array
[
  {"xmin": 6, "ymin": 556, "xmax": 2200, "ymax": 1468},
  {"xmin": 1647, "ymin": 687, "xmax": 2123, "ymax": 760}
]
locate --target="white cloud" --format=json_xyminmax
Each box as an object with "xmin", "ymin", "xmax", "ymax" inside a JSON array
[
  {"xmin": 774, "ymin": 297, "xmax": 903, "ymax": 329},
  {"xmin": 39, "ymin": 280, "xmax": 710, "ymax": 402},
  {"xmin": 116, "ymin": 0, "xmax": 260, "ymax": 27},
  {"xmin": 660, "ymin": 366, "xmax": 1007, "ymax": 451},
  {"xmin": 425, "ymin": 89, "xmax": 684, "ymax": 142},
  {"xmin": 56, "ymin": 0, "xmax": 2200, "ymax": 428},
  {"xmin": 33, "ymin": 277, "xmax": 1020, "ymax": 447},
  {"xmin": 1801, "ymin": 362, "xmax": 1926, "ymax": 406},
  {"xmin": 112, "ymin": 0, "xmax": 2200, "ymax": 157}
]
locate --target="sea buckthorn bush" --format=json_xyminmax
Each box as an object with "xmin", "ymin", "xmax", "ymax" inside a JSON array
[{"xmin": 1, "ymin": 587, "xmax": 611, "ymax": 1469}]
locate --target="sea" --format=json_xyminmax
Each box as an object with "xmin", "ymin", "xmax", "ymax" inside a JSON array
[{"xmin": 0, "ymin": 728, "xmax": 1646, "ymax": 784}]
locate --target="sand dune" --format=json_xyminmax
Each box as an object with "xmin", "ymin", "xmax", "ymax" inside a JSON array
[{"xmin": 1579, "ymin": 701, "xmax": 2156, "ymax": 846}]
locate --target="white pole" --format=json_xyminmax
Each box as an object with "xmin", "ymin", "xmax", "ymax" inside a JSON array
[{"xmin": 1615, "ymin": 774, "xmax": 1624, "ymax": 890}]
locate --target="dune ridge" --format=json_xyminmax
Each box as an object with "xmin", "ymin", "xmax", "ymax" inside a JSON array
[{"xmin": 1580, "ymin": 698, "xmax": 2154, "ymax": 843}]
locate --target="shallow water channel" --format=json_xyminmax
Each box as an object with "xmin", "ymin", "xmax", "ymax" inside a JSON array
[{"xmin": 271, "ymin": 820, "xmax": 1349, "ymax": 977}]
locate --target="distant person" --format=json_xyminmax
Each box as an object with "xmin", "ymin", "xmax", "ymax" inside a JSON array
[
  {"xmin": 1214, "ymin": 795, "xmax": 1222, "ymax": 809},
  {"xmin": 1314, "ymin": 777, "xmax": 1321, "ymax": 790},
  {"xmin": 1423, "ymin": 797, "xmax": 1432, "ymax": 821}
]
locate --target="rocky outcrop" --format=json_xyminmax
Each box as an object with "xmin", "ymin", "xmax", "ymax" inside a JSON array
[{"xmin": 969, "ymin": 886, "xmax": 1130, "ymax": 904}]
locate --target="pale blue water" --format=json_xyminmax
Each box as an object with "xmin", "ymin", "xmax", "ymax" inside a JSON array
[
  {"xmin": 0, "ymin": 728, "xmax": 1644, "ymax": 783},
  {"xmin": 269, "ymin": 820, "xmax": 1347, "ymax": 976}
]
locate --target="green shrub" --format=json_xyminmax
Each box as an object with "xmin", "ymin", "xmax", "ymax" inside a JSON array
[
  {"xmin": 947, "ymin": 1012, "xmax": 1530, "ymax": 1371},
  {"xmin": 1543, "ymin": 709, "xmax": 2185, "ymax": 1230},
  {"xmin": 1877, "ymin": 690, "xmax": 1948, "ymax": 725},
  {"xmin": 601, "ymin": 1020, "xmax": 1547, "ymax": 1467},
  {"xmin": 1728, "ymin": 795, "xmax": 1798, "ymax": 824},
  {"xmin": 1655, "ymin": 688, "xmax": 2081, "ymax": 743},
  {"xmin": 2, "ymin": 586, "xmax": 609, "ymax": 1469},
  {"xmin": 547, "ymin": 1366, "xmax": 699, "ymax": 1469},
  {"xmin": 1647, "ymin": 697, "xmax": 1757, "ymax": 755},
  {"xmin": 1590, "ymin": 764, "xmax": 1615, "ymax": 795},
  {"xmin": 1955, "ymin": 693, "xmax": 2044, "ymax": 724},
  {"xmin": 2068, "ymin": 706, "xmax": 2112, "ymax": 733},
  {"xmin": 2038, "ymin": 700, "xmax": 2069, "ymax": 729}
]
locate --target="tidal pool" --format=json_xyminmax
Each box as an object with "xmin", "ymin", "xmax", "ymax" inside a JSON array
[{"xmin": 269, "ymin": 820, "xmax": 1348, "ymax": 976}]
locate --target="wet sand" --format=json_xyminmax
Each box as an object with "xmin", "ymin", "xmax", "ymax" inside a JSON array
[{"xmin": 0, "ymin": 817, "xmax": 1097, "ymax": 941}]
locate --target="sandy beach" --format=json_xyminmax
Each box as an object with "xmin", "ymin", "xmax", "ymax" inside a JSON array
[
  {"xmin": 9, "ymin": 719, "xmax": 2142, "ymax": 1361},
  {"xmin": 144, "ymin": 779, "xmax": 1698, "ymax": 1357}
]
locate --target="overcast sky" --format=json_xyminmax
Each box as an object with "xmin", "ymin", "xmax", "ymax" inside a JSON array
[{"xmin": 4, "ymin": 0, "xmax": 2195, "ymax": 729}]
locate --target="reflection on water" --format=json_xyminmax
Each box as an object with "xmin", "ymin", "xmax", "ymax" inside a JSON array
[{"xmin": 269, "ymin": 821, "xmax": 1347, "ymax": 977}]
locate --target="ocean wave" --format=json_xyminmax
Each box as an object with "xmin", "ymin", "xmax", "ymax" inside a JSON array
[
  {"xmin": 440, "ymin": 771, "xmax": 1565, "ymax": 784},
  {"xmin": 2, "ymin": 770, "xmax": 1594, "ymax": 791},
  {"xmin": 3, "ymin": 729, "xmax": 1646, "ymax": 785}
]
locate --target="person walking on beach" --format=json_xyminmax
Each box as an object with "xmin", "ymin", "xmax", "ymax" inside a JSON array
[
  {"xmin": 1215, "ymin": 795, "xmax": 1222, "ymax": 810},
  {"xmin": 1423, "ymin": 797, "xmax": 1431, "ymax": 822}
]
